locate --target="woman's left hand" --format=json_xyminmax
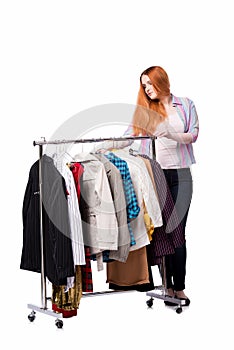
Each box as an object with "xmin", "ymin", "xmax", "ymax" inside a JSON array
[{"xmin": 154, "ymin": 120, "xmax": 171, "ymax": 138}]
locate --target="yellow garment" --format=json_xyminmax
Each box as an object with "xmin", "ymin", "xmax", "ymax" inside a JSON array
[
  {"xmin": 143, "ymin": 200, "xmax": 154, "ymax": 241},
  {"xmin": 52, "ymin": 265, "xmax": 83, "ymax": 311}
]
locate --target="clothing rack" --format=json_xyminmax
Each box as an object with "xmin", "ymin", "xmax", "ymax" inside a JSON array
[{"xmin": 27, "ymin": 135, "xmax": 181, "ymax": 328}]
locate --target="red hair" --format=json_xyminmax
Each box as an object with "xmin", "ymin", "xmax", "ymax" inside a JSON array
[{"xmin": 132, "ymin": 66, "xmax": 171, "ymax": 135}]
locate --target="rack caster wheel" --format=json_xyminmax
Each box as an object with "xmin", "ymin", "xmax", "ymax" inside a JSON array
[
  {"xmin": 146, "ymin": 297, "xmax": 154, "ymax": 308},
  {"xmin": 176, "ymin": 307, "xmax": 183, "ymax": 314},
  {"xmin": 55, "ymin": 318, "xmax": 63, "ymax": 329},
  {"xmin": 28, "ymin": 310, "xmax": 36, "ymax": 322}
]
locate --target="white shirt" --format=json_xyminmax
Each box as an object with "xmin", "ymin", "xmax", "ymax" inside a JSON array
[
  {"xmin": 54, "ymin": 152, "xmax": 86, "ymax": 266},
  {"xmin": 155, "ymin": 112, "xmax": 185, "ymax": 169}
]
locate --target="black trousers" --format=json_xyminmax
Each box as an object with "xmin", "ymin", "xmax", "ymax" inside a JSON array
[{"xmin": 163, "ymin": 168, "xmax": 193, "ymax": 291}]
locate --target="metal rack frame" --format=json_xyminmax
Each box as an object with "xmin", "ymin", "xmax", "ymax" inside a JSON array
[{"xmin": 27, "ymin": 135, "xmax": 182, "ymax": 328}]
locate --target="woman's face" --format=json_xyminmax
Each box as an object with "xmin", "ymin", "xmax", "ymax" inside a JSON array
[{"xmin": 141, "ymin": 74, "xmax": 158, "ymax": 100}]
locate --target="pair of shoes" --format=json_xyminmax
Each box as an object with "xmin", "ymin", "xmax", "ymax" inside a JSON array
[{"xmin": 176, "ymin": 297, "xmax": 190, "ymax": 306}]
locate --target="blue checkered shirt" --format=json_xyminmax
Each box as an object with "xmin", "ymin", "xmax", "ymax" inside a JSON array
[{"xmin": 105, "ymin": 152, "xmax": 140, "ymax": 246}]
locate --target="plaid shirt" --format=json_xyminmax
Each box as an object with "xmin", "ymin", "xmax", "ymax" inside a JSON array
[
  {"xmin": 105, "ymin": 152, "xmax": 140, "ymax": 246},
  {"xmin": 81, "ymin": 246, "xmax": 93, "ymax": 292}
]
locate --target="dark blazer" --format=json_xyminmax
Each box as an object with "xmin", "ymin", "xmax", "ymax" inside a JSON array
[{"xmin": 20, "ymin": 155, "xmax": 74, "ymax": 285}]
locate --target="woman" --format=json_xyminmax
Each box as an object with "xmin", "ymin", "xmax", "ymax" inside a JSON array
[
  {"xmin": 97, "ymin": 66, "xmax": 199, "ymax": 305},
  {"xmin": 129, "ymin": 66, "xmax": 199, "ymax": 305}
]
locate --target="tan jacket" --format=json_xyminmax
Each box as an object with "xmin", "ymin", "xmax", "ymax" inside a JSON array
[{"xmin": 93, "ymin": 153, "xmax": 130, "ymax": 262}]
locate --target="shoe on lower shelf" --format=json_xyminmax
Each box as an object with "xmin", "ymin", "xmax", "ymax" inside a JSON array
[{"xmin": 176, "ymin": 297, "xmax": 190, "ymax": 306}]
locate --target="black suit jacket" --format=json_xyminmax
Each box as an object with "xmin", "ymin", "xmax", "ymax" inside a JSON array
[{"xmin": 20, "ymin": 155, "xmax": 74, "ymax": 285}]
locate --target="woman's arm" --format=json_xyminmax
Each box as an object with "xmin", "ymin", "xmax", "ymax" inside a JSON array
[{"xmin": 154, "ymin": 99, "xmax": 199, "ymax": 145}]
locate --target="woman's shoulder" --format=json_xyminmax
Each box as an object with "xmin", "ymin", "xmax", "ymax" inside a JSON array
[
  {"xmin": 172, "ymin": 94, "xmax": 194, "ymax": 105},
  {"xmin": 172, "ymin": 94, "xmax": 195, "ymax": 108}
]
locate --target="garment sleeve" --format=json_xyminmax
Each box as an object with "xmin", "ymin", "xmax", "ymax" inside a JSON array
[
  {"xmin": 155, "ymin": 99, "xmax": 199, "ymax": 145},
  {"xmin": 167, "ymin": 131, "xmax": 193, "ymax": 144},
  {"xmin": 138, "ymin": 159, "xmax": 163, "ymax": 228},
  {"xmin": 169, "ymin": 99, "xmax": 199, "ymax": 144},
  {"xmin": 186, "ymin": 99, "xmax": 199, "ymax": 142},
  {"xmin": 22, "ymin": 171, "xmax": 33, "ymax": 225}
]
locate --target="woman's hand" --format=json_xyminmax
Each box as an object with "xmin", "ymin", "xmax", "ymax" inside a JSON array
[
  {"xmin": 154, "ymin": 120, "xmax": 171, "ymax": 138},
  {"xmin": 154, "ymin": 121, "xmax": 193, "ymax": 144}
]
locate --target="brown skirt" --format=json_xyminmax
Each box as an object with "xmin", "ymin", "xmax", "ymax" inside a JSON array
[{"xmin": 106, "ymin": 246, "xmax": 149, "ymax": 286}]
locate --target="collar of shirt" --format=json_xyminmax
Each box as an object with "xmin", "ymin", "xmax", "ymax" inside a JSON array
[{"xmin": 171, "ymin": 94, "xmax": 183, "ymax": 107}]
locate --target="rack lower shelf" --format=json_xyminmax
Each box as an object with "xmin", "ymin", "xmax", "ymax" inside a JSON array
[{"xmin": 146, "ymin": 286, "xmax": 183, "ymax": 314}]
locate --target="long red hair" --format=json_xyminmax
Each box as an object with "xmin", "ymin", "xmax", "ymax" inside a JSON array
[{"xmin": 132, "ymin": 66, "xmax": 171, "ymax": 135}]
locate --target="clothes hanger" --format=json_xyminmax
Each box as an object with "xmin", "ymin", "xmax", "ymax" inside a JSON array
[{"xmin": 129, "ymin": 148, "xmax": 139, "ymax": 157}]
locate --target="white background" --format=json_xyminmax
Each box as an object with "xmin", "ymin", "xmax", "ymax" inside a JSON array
[{"xmin": 0, "ymin": 0, "xmax": 233, "ymax": 348}]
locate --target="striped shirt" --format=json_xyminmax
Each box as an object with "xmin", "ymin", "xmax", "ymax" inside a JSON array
[
  {"xmin": 124, "ymin": 94, "xmax": 199, "ymax": 168},
  {"xmin": 54, "ymin": 153, "xmax": 86, "ymax": 266}
]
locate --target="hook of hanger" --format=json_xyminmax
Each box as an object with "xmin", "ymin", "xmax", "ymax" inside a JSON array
[{"xmin": 129, "ymin": 148, "xmax": 139, "ymax": 157}]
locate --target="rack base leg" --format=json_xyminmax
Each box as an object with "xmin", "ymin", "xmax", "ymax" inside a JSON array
[{"xmin": 27, "ymin": 304, "xmax": 64, "ymax": 327}]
